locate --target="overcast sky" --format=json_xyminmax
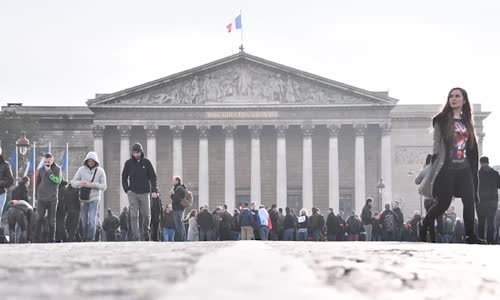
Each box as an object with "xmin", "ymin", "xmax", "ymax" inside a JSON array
[{"xmin": 1, "ymin": 0, "xmax": 499, "ymax": 163}]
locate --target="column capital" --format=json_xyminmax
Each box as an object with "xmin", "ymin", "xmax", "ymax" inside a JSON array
[
  {"xmin": 171, "ymin": 125, "xmax": 184, "ymax": 138},
  {"xmin": 354, "ymin": 124, "xmax": 367, "ymax": 136},
  {"xmin": 301, "ymin": 124, "xmax": 314, "ymax": 137},
  {"xmin": 275, "ymin": 124, "xmax": 288, "ymax": 137},
  {"xmin": 117, "ymin": 125, "xmax": 131, "ymax": 138},
  {"xmin": 224, "ymin": 125, "xmax": 236, "ymax": 137},
  {"xmin": 249, "ymin": 125, "xmax": 262, "ymax": 139},
  {"xmin": 144, "ymin": 125, "xmax": 159, "ymax": 138},
  {"xmin": 327, "ymin": 124, "xmax": 341, "ymax": 137},
  {"xmin": 380, "ymin": 123, "xmax": 392, "ymax": 136},
  {"xmin": 197, "ymin": 125, "xmax": 209, "ymax": 138},
  {"xmin": 92, "ymin": 125, "xmax": 105, "ymax": 138}
]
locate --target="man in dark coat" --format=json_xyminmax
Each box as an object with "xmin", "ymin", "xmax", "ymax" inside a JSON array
[
  {"xmin": 361, "ymin": 198, "xmax": 374, "ymax": 241},
  {"xmin": 392, "ymin": 201, "xmax": 404, "ymax": 241},
  {"xmin": 169, "ymin": 176, "xmax": 186, "ymax": 242},
  {"xmin": 102, "ymin": 208, "xmax": 120, "ymax": 241},
  {"xmin": 0, "ymin": 147, "xmax": 15, "ymax": 224},
  {"xmin": 220, "ymin": 205, "xmax": 233, "ymax": 241},
  {"xmin": 55, "ymin": 180, "xmax": 68, "ymax": 242},
  {"xmin": 122, "ymin": 143, "xmax": 158, "ymax": 241},
  {"xmin": 150, "ymin": 194, "xmax": 163, "ymax": 241},
  {"xmin": 477, "ymin": 156, "xmax": 500, "ymax": 243},
  {"xmin": 197, "ymin": 205, "xmax": 214, "ymax": 241},
  {"xmin": 64, "ymin": 184, "xmax": 81, "ymax": 242},
  {"xmin": 309, "ymin": 207, "xmax": 325, "ymax": 241},
  {"xmin": 326, "ymin": 208, "xmax": 339, "ymax": 241},
  {"xmin": 120, "ymin": 207, "xmax": 130, "ymax": 241},
  {"xmin": 380, "ymin": 203, "xmax": 399, "ymax": 241},
  {"xmin": 268, "ymin": 204, "xmax": 280, "ymax": 241}
]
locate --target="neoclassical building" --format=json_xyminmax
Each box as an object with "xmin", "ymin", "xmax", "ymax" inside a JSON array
[{"xmin": 2, "ymin": 51, "xmax": 490, "ymax": 219}]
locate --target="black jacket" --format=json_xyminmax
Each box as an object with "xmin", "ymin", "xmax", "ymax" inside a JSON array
[
  {"xmin": 11, "ymin": 184, "xmax": 28, "ymax": 202},
  {"xmin": 0, "ymin": 157, "xmax": 14, "ymax": 196},
  {"xmin": 120, "ymin": 212, "xmax": 129, "ymax": 231},
  {"xmin": 122, "ymin": 154, "xmax": 158, "ymax": 194},
  {"xmin": 361, "ymin": 204, "xmax": 372, "ymax": 225},
  {"xmin": 64, "ymin": 184, "xmax": 81, "ymax": 212},
  {"xmin": 161, "ymin": 210, "xmax": 176, "ymax": 229},
  {"xmin": 268, "ymin": 209, "xmax": 280, "ymax": 230},
  {"xmin": 170, "ymin": 184, "xmax": 186, "ymax": 211},
  {"xmin": 433, "ymin": 114, "xmax": 480, "ymax": 200},
  {"xmin": 393, "ymin": 207, "xmax": 404, "ymax": 227},
  {"xmin": 197, "ymin": 210, "xmax": 214, "ymax": 231},
  {"xmin": 478, "ymin": 165, "xmax": 500, "ymax": 210},
  {"xmin": 326, "ymin": 213, "xmax": 339, "ymax": 234},
  {"xmin": 221, "ymin": 211, "xmax": 233, "ymax": 230},
  {"xmin": 309, "ymin": 213, "xmax": 325, "ymax": 231},
  {"xmin": 284, "ymin": 213, "xmax": 296, "ymax": 230},
  {"xmin": 103, "ymin": 214, "xmax": 120, "ymax": 232}
]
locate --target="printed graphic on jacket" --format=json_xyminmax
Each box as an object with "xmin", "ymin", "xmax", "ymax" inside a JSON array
[{"xmin": 449, "ymin": 119, "xmax": 469, "ymax": 168}]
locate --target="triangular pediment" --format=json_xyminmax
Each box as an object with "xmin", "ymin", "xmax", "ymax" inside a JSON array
[{"xmin": 87, "ymin": 52, "xmax": 398, "ymax": 107}]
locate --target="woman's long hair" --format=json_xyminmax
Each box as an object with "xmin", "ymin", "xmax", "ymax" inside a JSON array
[{"xmin": 436, "ymin": 87, "xmax": 476, "ymax": 146}]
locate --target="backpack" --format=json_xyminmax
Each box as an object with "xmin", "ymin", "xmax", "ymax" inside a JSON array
[
  {"xmin": 383, "ymin": 212, "xmax": 396, "ymax": 232},
  {"xmin": 180, "ymin": 189, "xmax": 193, "ymax": 208}
]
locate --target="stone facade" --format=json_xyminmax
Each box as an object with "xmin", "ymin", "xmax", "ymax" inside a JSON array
[{"xmin": 1, "ymin": 52, "xmax": 490, "ymax": 220}]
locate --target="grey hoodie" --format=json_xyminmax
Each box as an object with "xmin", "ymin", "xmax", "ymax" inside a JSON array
[{"xmin": 70, "ymin": 152, "xmax": 107, "ymax": 202}]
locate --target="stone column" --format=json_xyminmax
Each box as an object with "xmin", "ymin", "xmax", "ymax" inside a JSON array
[
  {"xmin": 198, "ymin": 125, "xmax": 209, "ymax": 209},
  {"xmin": 354, "ymin": 124, "xmax": 366, "ymax": 214},
  {"xmin": 145, "ymin": 125, "xmax": 158, "ymax": 172},
  {"xmin": 380, "ymin": 123, "xmax": 393, "ymax": 205},
  {"xmin": 276, "ymin": 125, "xmax": 288, "ymax": 210},
  {"xmin": 250, "ymin": 125, "xmax": 262, "ymax": 206},
  {"xmin": 172, "ymin": 126, "xmax": 183, "ymax": 179},
  {"xmin": 118, "ymin": 125, "xmax": 131, "ymax": 210},
  {"xmin": 93, "ymin": 125, "xmax": 105, "ymax": 221},
  {"xmin": 477, "ymin": 132, "xmax": 485, "ymax": 157},
  {"xmin": 302, "ymin": 125, "xmax": 314, "ymax": 212},
  {"xmin": 224, "ymin": 125, "xmax": 236, "ymax": 214},
  {"xmin": 327, "ymin": 124, "xmax": 340, "ymax": 214}
]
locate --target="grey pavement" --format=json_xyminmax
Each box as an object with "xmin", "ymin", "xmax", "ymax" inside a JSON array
[{"xmin": 0, "ymin": 242, "xmax": 499, "ymax": 300}]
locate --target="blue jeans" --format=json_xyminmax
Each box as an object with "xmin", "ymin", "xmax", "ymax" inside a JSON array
[
  {"xmin": 259, "ymin": 226, "xmax": 270, "ymax": 241},
  {"xmin": 312, "ymin": 229, "xmax": 321, "ymax": 241},
  {"xmin": 162, "ymin": 228, "xmax": 175, "ymax": 242},
  {"xmin": 81, "ymin": 201, "xmax": 98, "ymax": 241},
  {"xmin": 0, "ymin": 193, "xmax": 6, "ymax": 223},
  {"xmin": 173, "ymin": 210, "xmax": 186, "ymax": 242},
  {"xmin": 284, "ymin": 228, "xmax": 295, "ymax": 241},
  {"xmin": 297, "ymin": 228, "xmax": 308, "ymax": 241}
]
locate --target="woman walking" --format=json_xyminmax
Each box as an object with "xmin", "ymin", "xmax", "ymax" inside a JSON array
[
  {"xmin": 419, "ymin": 87, "xmax": 485, "ymax": 244},
  {"xmin": 185, "ymin": 209, "xmax": 199, "ymax": 241}
]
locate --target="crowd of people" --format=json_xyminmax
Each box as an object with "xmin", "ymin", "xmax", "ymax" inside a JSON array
[{"xmin": 0, "ymin": 87, "xmax": 499, "ymax": 245}]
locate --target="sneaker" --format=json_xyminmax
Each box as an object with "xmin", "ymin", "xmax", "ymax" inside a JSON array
[{"xmin": 466, "ymin": 235, "xmax": 487, "ymax": 245}]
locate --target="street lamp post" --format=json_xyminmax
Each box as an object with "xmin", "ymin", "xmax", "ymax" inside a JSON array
[
  {"xmin": 16, "ymin": 131, "xmax": 30, "ymax": 182},
  {"xmin": 377, "ymin": 178, "xmax": 385, "ymax": 211}
]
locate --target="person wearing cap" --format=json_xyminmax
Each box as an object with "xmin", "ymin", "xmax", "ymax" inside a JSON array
[
  {"xmin": 477, "ymin": 156, "xmax": 500, "ymax": 243},
  {"xmin": 70, "ymin": 151, "xmax": 107, "ymax": 242},
  {"xmin": 0, "ymin": 146, "xmax": 14, "ymax": 224},
  {"xmin": 121, "ymin": 143, "xmax": 158, "ymax": 241},
  {"xmin": 35, "ymin": 152, "xmax": 62, "ymax": 243}
]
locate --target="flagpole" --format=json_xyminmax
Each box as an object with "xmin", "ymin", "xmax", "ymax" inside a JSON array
[
  {"xmin": 240, "ymin": 9, "xmax": 243, "ymax": 51},
  {"xmin": 66, "ymin": 143, "xmax": 69, "ymax": 180},
  {"xmin": 32, "ymin": 142, "xmax": 36, "ymax": 208},
  {"xmin": 15, "ymin": 145, "xmax": 19, "ymax": 183}
]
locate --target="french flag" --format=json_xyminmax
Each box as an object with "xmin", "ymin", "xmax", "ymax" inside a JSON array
[{"xmin": 226, "ymin": 14, "xmax": 242, "ymax": 33}]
